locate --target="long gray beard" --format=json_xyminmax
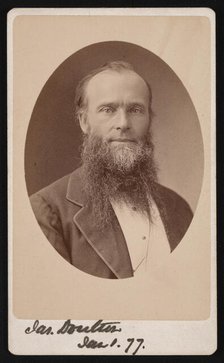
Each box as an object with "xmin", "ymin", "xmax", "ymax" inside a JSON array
[{"xmin": 81, "ymin": 133, "xmax": 159, "ymax": 231}]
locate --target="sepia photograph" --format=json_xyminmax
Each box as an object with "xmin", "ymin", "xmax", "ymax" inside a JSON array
[
  {"xmin": 8, "ymin": 8, "xmax": 216, "ymax": 355},
  {"xmin": 26, "ymin": 41, "xmax": 203, "ymax": 279}
]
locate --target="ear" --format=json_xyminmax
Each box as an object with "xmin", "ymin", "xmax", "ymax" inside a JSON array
[{"xmin": 78, "ymin": 112, "xmax": 89, "ymax": 134}]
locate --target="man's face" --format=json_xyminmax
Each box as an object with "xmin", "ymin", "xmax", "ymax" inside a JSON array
[{"xmin": 79, "ymin": 70, "xmax": 151, "ymax": 146}]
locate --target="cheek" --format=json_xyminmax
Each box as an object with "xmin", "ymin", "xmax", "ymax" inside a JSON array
[
  {"xmin": 88, "ymin": 121, "xmax": 109, "ymax": 137},
  {"xmin": 88, "ymin": 115, "xmax": 113, "ymax": 137},
  {"xmin": 132, "ymin": 119, "xmax": 150, "ymax": 137},
  {"xmin": 85, "ymin": 114, "xmax": 101, "ymax": 135}
]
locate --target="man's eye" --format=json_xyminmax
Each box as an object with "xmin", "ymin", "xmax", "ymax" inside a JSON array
[
  {"xmin": 100, "ymin": 107, "xmax": 114, "ymax": 113},
  {"xmin": 129, "ymin": 107, "xmax": 143, "ymax": 114}
]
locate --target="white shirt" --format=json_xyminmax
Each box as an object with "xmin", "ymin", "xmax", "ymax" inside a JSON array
[{"xmin": 111, "ymin": 199, "xmax": 170, "ymax": 275}]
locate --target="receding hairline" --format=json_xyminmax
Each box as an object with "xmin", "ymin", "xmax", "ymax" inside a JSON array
[{"xmin": 84, "ymin": 68, "xmax": 151, "ymax": 105}]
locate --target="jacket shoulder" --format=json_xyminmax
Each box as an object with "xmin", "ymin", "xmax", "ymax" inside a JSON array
[
  {"xmin": 29, "ymin": 168, "xmax": 82, "ymax": 203},
  {"xmin": 154, "ymin": 183, "xmax": 193, "ymax": 251},
  {"xmin": 156, "ymin": 184, "xmax": 193, "ymax": 214}
]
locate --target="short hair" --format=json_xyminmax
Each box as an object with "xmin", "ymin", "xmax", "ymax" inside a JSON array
[{"xmin": 74, "ymin": 60, "xmax": 153, "ymax": 122}]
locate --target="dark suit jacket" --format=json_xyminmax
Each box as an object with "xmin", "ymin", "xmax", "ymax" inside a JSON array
[{"xmin": 30, "ymin": 167, "xmax": 193, "ymax": 279}]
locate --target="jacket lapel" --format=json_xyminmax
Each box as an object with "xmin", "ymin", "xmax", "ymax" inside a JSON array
[
  {"xmin": 66, "ymin": 168, "xmax": 133, "ymax": 279},
  {"xmin": 152, "ymin": 184, "xmax": 179, "ymax": 252}
]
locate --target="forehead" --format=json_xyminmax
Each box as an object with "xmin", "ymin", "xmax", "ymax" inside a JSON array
[{"xmin": 85, "ymin": 70, "xmax": 150, "ymax": 106}]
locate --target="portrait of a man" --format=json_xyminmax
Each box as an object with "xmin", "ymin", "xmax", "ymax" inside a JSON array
[
  {"xmin": 9, "ymin": 11, "xmax": 215, "ymax": 355},
  {"xmin": 30, "ymin": 60, "xmax": 193, "ymax": 279}
]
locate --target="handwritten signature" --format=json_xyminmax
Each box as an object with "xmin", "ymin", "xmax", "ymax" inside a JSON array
[{"xmin": 25, "ymin": 319, "xmax": 121, "ymax": 335}]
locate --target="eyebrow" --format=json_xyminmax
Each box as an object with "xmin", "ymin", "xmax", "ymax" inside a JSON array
[
  {"xmin": 96, "ymin": 102, "xmax": 146, "ymax": 110},
  {"xmin": 97, "ymin": 102, "xmax": 118, "ymax": 110},
  {"xmin": 127, "ymin": 102, "xmax": 146, "ymax": 109}
]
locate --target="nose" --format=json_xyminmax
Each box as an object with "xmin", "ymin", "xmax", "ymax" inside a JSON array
[{"xmin": 115, "ymin": 109, "xmax": 130, "ymax": 131}]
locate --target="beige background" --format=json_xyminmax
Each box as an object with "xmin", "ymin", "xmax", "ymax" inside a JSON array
[{"xmin": 12, "ymin": 14, "xmax": 212, "ymax": 320}]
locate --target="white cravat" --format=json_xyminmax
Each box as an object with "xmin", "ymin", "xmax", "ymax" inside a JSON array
[{"xmin": 111, "ymin": 199, "xmax": 170, "ymax": 275}]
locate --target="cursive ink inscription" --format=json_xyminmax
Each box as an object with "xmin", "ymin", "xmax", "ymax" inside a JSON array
[
  {"xmin": 25, "ymin": 320, "xmax": 53, "ymax": 335},
  {"xmin": 24, "ymin": 320, "xmax": 146, "ymax": 354},
  {"xmin": 25, "ymin": 319, "xmax": 122, "ymax": 336},
  {"xmin": 78, "ymin": 336, "xmax": 108, "ymax": 349},
  {"xmin": 57, "ymin": 319, "xmax": 121, "ymax": 334}
]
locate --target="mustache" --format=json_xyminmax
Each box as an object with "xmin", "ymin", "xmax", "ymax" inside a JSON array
[{"xmin": 108, "ymin": 137, "xmax": 137, "ymax": 143}]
